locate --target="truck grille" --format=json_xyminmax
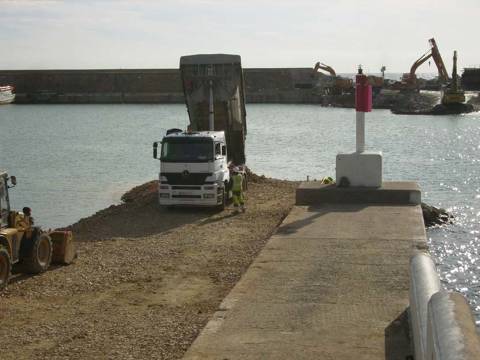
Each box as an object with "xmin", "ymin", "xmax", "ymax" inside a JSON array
[
  {"xmin": 163, "ymin": 172, "xmax": 211, "ymax": 185},
  {"xmin": 172, "ymin": 186, "xmax": 201, "ymax": 190},
  {"xmin": 172, "ymin": 194, "xmax": 202, "ymax": 199}
]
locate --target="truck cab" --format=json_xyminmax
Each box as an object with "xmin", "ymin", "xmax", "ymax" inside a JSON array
[
  {"xmin": 151, "ymin": 54, "xmax": 247, "ymax": 209},
  {"xmin": 153, "ymin": 130, "xmax": 230, "ymax": 208}
]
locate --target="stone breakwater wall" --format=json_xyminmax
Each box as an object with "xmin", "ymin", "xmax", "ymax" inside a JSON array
[{"xmin": 0, "ymin": 68, "xmax": 324, "ymax": 104}]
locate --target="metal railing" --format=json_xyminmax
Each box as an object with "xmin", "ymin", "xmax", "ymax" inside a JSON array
[{"xmin": 409, "ymin": 253, "xmax": 480, "ymax": 360}]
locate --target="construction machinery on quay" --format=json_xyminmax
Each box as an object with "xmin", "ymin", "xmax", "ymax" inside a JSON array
[
  {"xmin": 390, "ymin": 37, "xmax": 473, "ymax": 114},
  {"xmin": 0, "ymin": 171, "xmax": 75, "ymax": 290},
  {"xmin": 312, "ymin": 62, "xmax": 353, "ymax": 95},
  {"xmin": 153, "ymin": 54, "xmax": 247, "ymax": 209},
  {"xmin": 441, "ymin": 50, "xmax": 465, "ymax": 105},
  {"xmin": 430, "ymin": 50, "xmax": 473, "ymax": 114},
  {"xmin": 400, "ymin": 38, "xmax": 449, "ymax": 91},
  {"xmin": 312, "ymin": 61, "xmax": 385, "ymax": 95},
  {"xmin": 313, "ymin": 62, "xmax": 337, "ymax": 77}
]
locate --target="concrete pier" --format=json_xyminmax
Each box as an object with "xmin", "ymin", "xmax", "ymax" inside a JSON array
[
  {"xmin": 296, "ymin": 181, "xmax": 421, "ymax": 205},
  {"xmin": 183, "ymin": 183, "xmax": 426, "ymax": 359}
]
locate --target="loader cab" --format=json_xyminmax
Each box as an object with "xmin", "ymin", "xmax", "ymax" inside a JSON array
[{"xmin": 0, "ymin": 173, "xmax": 11, "ymax": 228}]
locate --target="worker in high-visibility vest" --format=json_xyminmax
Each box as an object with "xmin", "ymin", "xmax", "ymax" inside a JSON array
[{"xmin": 231, "ymin": 167, "xmax": 245, "ymax": 213}]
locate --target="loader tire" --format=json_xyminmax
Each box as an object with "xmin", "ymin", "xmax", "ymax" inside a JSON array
[
  {"xmin": 0, "ymin": 246, "xmax": 11, "ymax": 290},
  {"xmin": 24, "ymin": 233, "xmax": 52, "ymax": 274}
]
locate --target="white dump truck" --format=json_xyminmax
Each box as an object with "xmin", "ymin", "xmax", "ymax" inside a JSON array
[{"xmin": 153, "ymin": 54, "xmax": 247, "ymax": 208}]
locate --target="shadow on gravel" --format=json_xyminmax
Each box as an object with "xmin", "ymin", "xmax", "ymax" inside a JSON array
[
  {"xmin": 68, "ymin": 197, "xmax": 223, "ymax": 241},
  {"xmin": 199, "ymin": 211, "xmax": 238, "ymax": 225},
  {"xmin": 9, "ymin": 263, "xmax": 69, "ymax": 285}
]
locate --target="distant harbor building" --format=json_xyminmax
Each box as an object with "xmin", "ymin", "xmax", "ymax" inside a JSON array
[{"xmin": 461, "ymin": 67, "xmax": 480, "ymax": 90}]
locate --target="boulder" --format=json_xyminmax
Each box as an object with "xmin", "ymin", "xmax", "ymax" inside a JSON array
[{"xmin": 422, "ymin": 202, "xmax": 453, "ymax": 227}]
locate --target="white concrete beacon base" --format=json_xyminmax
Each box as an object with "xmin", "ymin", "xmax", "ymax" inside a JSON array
[{"xmin": 336, "ymin": 151, "xmax": 383, "ymax": 188}]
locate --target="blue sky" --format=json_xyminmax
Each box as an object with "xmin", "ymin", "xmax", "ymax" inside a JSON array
[{"xmin": 0, "ymin": 0, "xmax": 479, "ymax": 73}]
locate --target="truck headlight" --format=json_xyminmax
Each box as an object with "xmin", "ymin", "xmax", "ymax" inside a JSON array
[
  {"xmin": 203, "ymin": 194, "xmax": 215, "ymax": 199},
  {"xmin": 159, "ymin": 193, "xmax": 170, "ymax": 198}
]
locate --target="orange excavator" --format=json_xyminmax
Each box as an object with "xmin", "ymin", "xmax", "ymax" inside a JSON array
[
  {"xmin": 313, "ymin": 62, "xmax": 382, "ymax": 91},
  {"xmin": 312, "ymin": 62, "xmax": 352, "ymax": 94},
  {"xmin": 401, "ymin": 38, "xmax": 449, "ymax": 90}
]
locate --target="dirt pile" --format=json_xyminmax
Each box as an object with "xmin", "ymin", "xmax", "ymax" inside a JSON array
[{"xmin": 120, "ymin": 180, "xmax": 157, "ymax": 204}]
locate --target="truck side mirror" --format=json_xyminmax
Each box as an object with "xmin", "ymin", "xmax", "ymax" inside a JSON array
[
  {"xmin": 153, "ymin": 142, "xmax": 158, "ymax": 159},
  {"xmin": 9, "ymin": 176, "xmax": 16, "ymax": 187},
  {"xmin": 222, "ymin": 145, "xmax": 226, "ymax": 156}
]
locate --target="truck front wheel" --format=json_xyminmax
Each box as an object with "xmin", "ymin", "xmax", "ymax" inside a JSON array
[
  {"xmin": 217, "ymin": 188, "xmax": 226, "ymax": 211},
  {"xmin": 0, "ymin": 247, "xmax": 11, "ymax": 290},
  {"xmin": 24, "ymin": 234, "xmax": 53, "ymax": 274}
]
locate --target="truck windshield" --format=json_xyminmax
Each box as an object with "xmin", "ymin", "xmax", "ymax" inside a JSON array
[{"xmin": 161, "ymin": 138, "xmax": 214, "ymax": 162}]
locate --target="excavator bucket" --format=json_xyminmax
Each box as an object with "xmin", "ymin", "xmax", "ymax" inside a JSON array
[{"xmin": 49, "ymin": 230, "xmax": 76, "ymax": 265}]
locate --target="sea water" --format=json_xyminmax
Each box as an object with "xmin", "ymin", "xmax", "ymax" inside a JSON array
[{"xmin": 0, "ymin": 103, "xmax": 479, "ymax": 322}]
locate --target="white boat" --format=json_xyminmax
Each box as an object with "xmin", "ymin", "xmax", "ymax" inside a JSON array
[{"xmin": 0, "ymin": 85, "xmax": 15, "ymax": 104}]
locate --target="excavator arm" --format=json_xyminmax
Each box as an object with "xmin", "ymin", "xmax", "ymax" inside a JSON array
[
  {"xmin": 408, "ymin": 50, "xmax": 432, "ymax": 82},
  {"xmin": 429, "ymin": 38, "xmax": 449, "ymax": 83},
  {"xmin": 313, "ymin": 62, "xmax": 336, "ymax": 76},
  {"xmin": 404, "ymin": 38, "xmax": 449, "ymax": 88}
]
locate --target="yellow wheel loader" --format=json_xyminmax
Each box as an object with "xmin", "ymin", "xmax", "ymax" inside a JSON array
[{"xmin": 0, "ymin": 171, "xmax": 75, "ymax": 290}]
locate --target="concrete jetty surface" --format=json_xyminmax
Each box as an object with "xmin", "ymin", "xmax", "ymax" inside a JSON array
[{"xmin": 183, "ymin": 185, "xmax": 426, "ymax": 359}]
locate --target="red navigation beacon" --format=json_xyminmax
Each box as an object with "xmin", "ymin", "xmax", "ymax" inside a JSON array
[{"xmin": 355, "ymin": 67, "xmax": 372, "ymax": 112}]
